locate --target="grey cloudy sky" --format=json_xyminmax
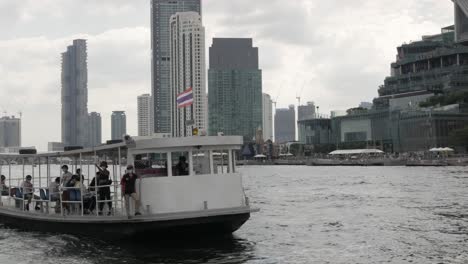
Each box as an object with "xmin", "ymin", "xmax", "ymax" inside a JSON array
[{"xmin": 0, "ymin": 0, "xmax": 454, "ymax": 150}]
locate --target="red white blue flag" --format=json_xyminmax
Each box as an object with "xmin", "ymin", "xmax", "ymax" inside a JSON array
[{"xmin": 177, "ymin": 87, "xmax": 193, "ymax": 108}]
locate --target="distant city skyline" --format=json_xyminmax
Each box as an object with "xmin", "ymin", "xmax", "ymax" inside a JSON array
[{"xmin": 0, "ymin": 1, "xmax": 455, "ymax": 150}]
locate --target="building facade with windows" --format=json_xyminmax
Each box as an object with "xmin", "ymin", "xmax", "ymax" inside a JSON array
[
  {"xmin": 61, "ymin": 39, "xmax": 89, "ymax": 147},
  {"xmin": 151, "ymin": 0, "xmax": 201, "ymax": 136},
  {"xmin": 111, "ymin": 111, "xmax": 127, "ymax": 140},
  {"xmin": 208, "ymin": 38, "xmax": 262, "ymax": 142},
  {"xmin": 0, "ymin": 116, "xmax": 21, "ymax": 148},
  {"xmin": 88, "ymin": 112, "xmax": 102, "ymax": 147},
  {"xmin": 138, "ymin": 94, "xmax": 154, "ymax": 137},
  {"xmin": 262, "ymin": 93, "xmax": 273, "ymax": 141},
  {"xmin": 169, "ymin": 12, "xmax": 206, "ymax": 137},
  {"xmin": 275, "ymin": 105, "xmax": 295, "ymax": 143}
]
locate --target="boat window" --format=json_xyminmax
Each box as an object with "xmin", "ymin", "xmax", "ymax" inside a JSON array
[
  {"xmin": 192, "ymin": 150, "xmax": 211, "ymax": 175},
  {"xmin": 171, "ymin": 152, "xmax": 190, "ymax": 176},
  {"xmin": 134, "ymin": 153, "xmax": 168, "ymax": 177},
  {"xmin": 213, "ymin": 150, "xmax": 230, "ymax": 174}
]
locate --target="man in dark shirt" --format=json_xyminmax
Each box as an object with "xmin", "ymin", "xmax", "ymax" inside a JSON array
[
  {"xmin": 175, "ymin": 156, "xmax": 189, "ymax": 176},
  {"xmin": 96, "ymin": 161, "xmax": 112, "ymax": 215},
  {"xmin": 120, "ymin": 165, "xmax": 141, "ymax": 216}
]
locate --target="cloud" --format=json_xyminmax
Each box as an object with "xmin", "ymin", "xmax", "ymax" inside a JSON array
[{"xmin": 0, "ymin": 27, "xmax": 150, "ymax": 150}]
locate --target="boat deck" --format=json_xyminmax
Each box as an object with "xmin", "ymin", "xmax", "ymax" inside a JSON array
[{"xmin": 0, "ymin": 204, "xmax": 255, "ymax": 223}]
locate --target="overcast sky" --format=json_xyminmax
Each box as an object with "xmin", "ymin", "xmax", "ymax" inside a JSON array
[{"xmin": 0, "ymin": 0, "xmax": 454, "ymax": 150}]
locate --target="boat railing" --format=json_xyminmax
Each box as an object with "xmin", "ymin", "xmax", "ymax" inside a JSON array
[{"xmin": 1, "ymin": 174, "xmax": 125, "ymax": 217}]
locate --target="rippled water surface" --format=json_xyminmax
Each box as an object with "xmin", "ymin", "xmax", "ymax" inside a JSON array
[{"xmin": 0, "ymin": 166, "xmax": 467, "ymax": 264}]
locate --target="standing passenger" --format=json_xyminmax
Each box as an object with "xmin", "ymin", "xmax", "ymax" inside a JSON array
[
  {"xmin": 120, "ymin": 165, "xmax": 141, "ymax": 217},
  {"xmin": 96, "ymin": 161, "xmax": 112, "ymax": 215},
  {"xmin": 1, "ymin": 175, "xmax": 9, "ymax": 196},
  {"xmin": 60, "ymin": 165, "xmax": 73, "ymax": 214}
]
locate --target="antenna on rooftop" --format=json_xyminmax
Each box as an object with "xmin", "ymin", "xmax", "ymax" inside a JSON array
[{"xmin": 18, "ymin": 111, "xmax": 23, "ymax": 119}]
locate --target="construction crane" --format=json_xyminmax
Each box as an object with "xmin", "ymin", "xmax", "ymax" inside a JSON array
[{"xmin": 296, "ymin": 81, "xmax": 305, "ymax": 107}]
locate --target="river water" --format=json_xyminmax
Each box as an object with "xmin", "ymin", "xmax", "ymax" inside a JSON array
[{"xmin": 0, "ymin": 166, "xmax": 467, "ymax": 264}]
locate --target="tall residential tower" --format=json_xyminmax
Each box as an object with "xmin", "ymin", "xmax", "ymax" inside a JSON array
[
  {"xmin": 150, "ymin": 0, "xmax": 201, "ymax": 136},
  {"xmin": 208, "ymin": 38, "xmax": 262, "ymax": 141},
  {"xmin": 169, "ymin": 12, "xmax": 206, "ymax": 137},
  {"xmin": 137, "ymin": 94, "xmax": 153, "ymax": 137},
  {"xmin": 61, "ymin": 39, "xmax": 88, "ymax": 147},
  {"xmin": 88, "ymin": 112, "xmax": 102, "ymax": 147}
]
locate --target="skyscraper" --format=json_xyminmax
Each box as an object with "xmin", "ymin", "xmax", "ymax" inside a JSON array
[
  {"xmin": 88, "ymin": 112, "xmax": 102, "ymax": 147},
  {"xmin": 454, "ymin": 0, "xmax": 468, "ymax": 43},
  {"xmin": 262, "ymin": 93, "xmax": 273, "ymax": 141},
  {"xmin": 151, "ymin": 0, "xmax": 201, "ymax": 136},
  {"xmin": 169, "ymin": 12, "xmax": 206, "ymax": 137},
  {"xmin": 0, "ymin": 116, "xmax": 21, "ymax": 147},
  {"xmin": 275, "ymin": 105, "xmax": 296, "ymax": 143},
  {"xmin": 61, "ymin": 39, "xmax": 88, "ymax": 147},
  {"xmin": 298, "ymin": 102, "xmax": 316, "ymax": 121},
  {"xmin": 111, "ymin": 111, "xmax": 127, "ymax": 140},
  {"xmin": 208, "ymin": 38, "xmax": 262, "ymax": 141},
  {"xmin": 137, "ymin": 94, "xmax": 153, "ymax": 137}
]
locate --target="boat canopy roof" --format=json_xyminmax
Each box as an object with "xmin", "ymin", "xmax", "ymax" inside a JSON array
[
  {"xmin": 0, "ymin": 136, "xmax": 243, "ymax": 162},
  {"xmin": 329, "ymin": 149, "xmax": 384, "ymax": 155}
]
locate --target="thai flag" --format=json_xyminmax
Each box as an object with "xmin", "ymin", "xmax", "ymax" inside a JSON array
[{"xmin": 177, "ymin": 87, "xmax": 193, "ymax": 108}]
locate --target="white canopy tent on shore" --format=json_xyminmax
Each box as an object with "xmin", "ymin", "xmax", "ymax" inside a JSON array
[
  {"xmin": 329, "ymin": 149, "xmax": 384, "ymax": 155},
  {"xmin": 429, "ymin": 147, "xmax": 454, "ymax": 152}
]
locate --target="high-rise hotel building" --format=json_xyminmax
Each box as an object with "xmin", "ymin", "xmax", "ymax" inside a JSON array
[
  {"xmin": 169, "ymin": 12, "xmax": 206, "ymax": 137},
  {"xmin": 150, "ymin": 0, "xmax": 201, "ymax": 136}
]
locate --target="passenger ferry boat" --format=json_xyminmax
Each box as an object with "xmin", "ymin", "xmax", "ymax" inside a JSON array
[{"xmin": 0, "ymin": 136, "xmax": 256, "ymax": 239}]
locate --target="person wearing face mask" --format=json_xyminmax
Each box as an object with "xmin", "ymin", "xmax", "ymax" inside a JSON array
[
  {"xmin": 95, "ymin": 161, "xmax": 112, "ymax": 215},
  {"xmin": 120, "ymin": 165, "xmax": 141, "ymax": 217}
]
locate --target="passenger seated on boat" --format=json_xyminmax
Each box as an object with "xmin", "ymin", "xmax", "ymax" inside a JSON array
[
  {"xmin": 83, "ymin": 191, "xmax": 96, "ymax": 215},
  {"xmin": 48, "ymin": 177, "xmax": 60, "ymax": 201},
  {"xmin": 20, "ymin": 175, "xmax": 41, "ymax": 211},
  {"xmin": 1, "ymin": 175, "xmax": 9, "ymax": 196},
  {"xmin": 174, "ymin": 156, "xmax": 189, "ymax": 176},
  {"xmin": 120, "ymin": 165, "xmax": 141, "ymax": 216},
  {"xmin": 96, "ymin": 161, "xmax": 112, "ymax": 215}
]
